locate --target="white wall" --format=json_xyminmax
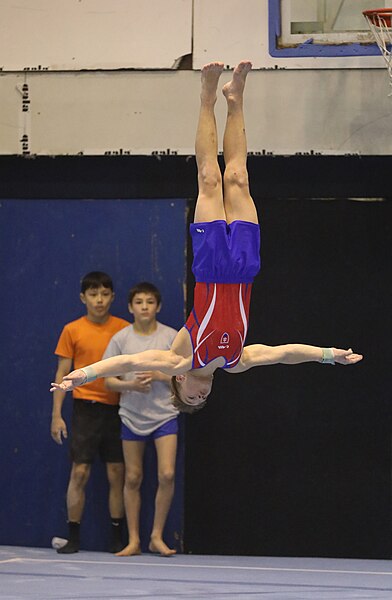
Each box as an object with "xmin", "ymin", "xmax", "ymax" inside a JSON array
[
  {"xmin": 0, "ymin": 0, "xmax": 391, "ymax": 156},
  {"xmin": 0, "ymin": 0, "xmax": 192, "ymax": 70}
]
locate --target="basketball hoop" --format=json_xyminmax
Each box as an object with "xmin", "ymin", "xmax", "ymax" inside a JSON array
[{"xmin": 363, "ymin": 8, "xmax": 392, "ymax": 94}]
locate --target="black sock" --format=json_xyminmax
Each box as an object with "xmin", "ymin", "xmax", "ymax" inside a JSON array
[
  {"xmin": 109, "ymin": 517, "xmax": 125, "ymax": 553},
  {"xmin": 57, "ymin": 521, "xmax": 80, "ymax": 554}
]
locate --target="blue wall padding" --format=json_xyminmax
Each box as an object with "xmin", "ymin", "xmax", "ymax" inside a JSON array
[{"xmin": 0, "ymin": 198, "xmax": 187, "ymax": 552}]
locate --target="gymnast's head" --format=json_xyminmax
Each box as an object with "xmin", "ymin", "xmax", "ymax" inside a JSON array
[{"xmin": 171, "ymin": 372, "xmax": 213, "ymax": 414}]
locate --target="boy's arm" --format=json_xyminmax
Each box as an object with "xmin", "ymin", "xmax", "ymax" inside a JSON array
[
  {"xmin": 105, "ymin": 371, "xmax": 170, "ymax": 393},
  {"xmin": 51, "ymin": 356, "xmax": 73, "ymax": 444},
  {"xmin": 105, "ymin": 373, "xmax": 153, "ymax": 393},
  {"xmin": 233, "ymin": 344, "xmax": 363, "ymax": 372},
  {"xmin": 51, "ymin": 350, "xmax": 190, "ymax": 393},
  {"xmin": 105, "ymin": 376, "xmax": 134, "ymax": 392},
  {"xmin": 149, "ymin": 371, "xmax": 172, "ymax": 384}
]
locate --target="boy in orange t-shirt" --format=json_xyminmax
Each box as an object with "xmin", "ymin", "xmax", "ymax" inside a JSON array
[{"xmin": 51, "ymin": 271, "xmax": 129, "ymax": 553}]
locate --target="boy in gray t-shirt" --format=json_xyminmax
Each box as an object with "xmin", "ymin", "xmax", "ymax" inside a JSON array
[{"xmin": 103, "ymin": 282, "xmax": 178, "ymax": 557}]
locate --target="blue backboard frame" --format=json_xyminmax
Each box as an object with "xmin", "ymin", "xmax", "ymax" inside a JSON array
[{"xmin": 268, "ymin": 0, "xmax": 382, "ymax": 58}]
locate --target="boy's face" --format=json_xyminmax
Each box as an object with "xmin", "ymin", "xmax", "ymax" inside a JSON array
[
  {"xmin": 129, "ymin": 292, "xmax": 160, "ymax": 325},
  {"xmin": 80, "ymin": 285, "xmax": 114, "ymax": 321}
]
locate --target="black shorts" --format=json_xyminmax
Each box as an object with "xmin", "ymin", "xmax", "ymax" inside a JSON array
[{"xmin": 70, "ymin": 399, "xmax": 124, "ymax": 464}]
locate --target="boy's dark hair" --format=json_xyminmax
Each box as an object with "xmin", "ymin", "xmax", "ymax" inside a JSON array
[
  {"xmin": 81, "ymin": 271, "xmax": 114, "ymax": 293},
  {"xmin": 128, "ymin": 282, "xmax": 162, "ymax": 306},
  {"xmin": 171, "ymin": 376, "xmax": 207, "ymax": 414}
]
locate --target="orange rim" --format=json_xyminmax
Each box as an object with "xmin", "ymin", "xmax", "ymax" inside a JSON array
[{"xmin": 363, "ymin": 9, "xmax": 392, "ymax": 27}]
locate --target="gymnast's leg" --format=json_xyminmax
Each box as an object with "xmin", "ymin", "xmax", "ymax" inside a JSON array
[
  {"xmin": 222, "ymin": 61, "xmax": 258, "ymax": 225},
  {"xmin": 194, "ymin": 62, "xmax": 226, "ymax": 224}
]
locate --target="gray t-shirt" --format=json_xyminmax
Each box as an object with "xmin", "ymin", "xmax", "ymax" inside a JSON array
[{"xmin": 103, "ymin": 322, "xmax": 178, "ymax": 435}]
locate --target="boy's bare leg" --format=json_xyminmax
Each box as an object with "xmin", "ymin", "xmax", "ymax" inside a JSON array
[
  {"xmin": 66, "ymin": 463, "xmax": 91, "ymax": 522},
  {"xmin": 115, "ymin": 441, "xmax": 144, "ymax": 556},
  {"xmin": 106, "ymin": 462, "xmax": 125, "ymax": 518},
  {"xmin": 149, "ymin": 435, "xmax": 177, "ymax": 557},
  {"xmin": 194, "ymin": 62, "xmax": 226, "ymax": 224},
  {"xmin": 57, "ymin": 463, "xmax": 90, "ymax": 553},
  {"xmin": 222, "ymin": 61, "xmax": 258, "ymax": 224},
  {"xmin": 106, "ymin": 462, "xmax": 125, "ymax": 553}
]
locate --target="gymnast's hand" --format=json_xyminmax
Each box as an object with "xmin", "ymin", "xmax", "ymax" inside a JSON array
[
  {"xmin": 333, "ymin": 348, "xmax": 363, "ymax": 365},
  {"xmin": 50, "ymin": 369, "xmax": 87, "ymax": 392}
]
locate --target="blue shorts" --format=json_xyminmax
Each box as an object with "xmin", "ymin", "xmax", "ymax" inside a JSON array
[
  {"xmin": 121, "ymin": 417, "xmax": 178, "ymax": 442},
  {"xmin": 190, "ymin": 220, "xmax": 261, "ymax": 283}
]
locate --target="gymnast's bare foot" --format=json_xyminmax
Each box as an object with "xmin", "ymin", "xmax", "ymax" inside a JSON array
[
  {"xmin": 115, "ymin": 541, "xmax": 141, "ymax": 556},
  {"xmin": 149, "ymin": 536, "xmax": 177, "ymax": 557},
  {"xmin": 222, "ymin": 60, "xmax": 252, "ymax": 101},
  {"xmin": 201, "ymin": 61, "xmax": 224, "ymax": 104}
]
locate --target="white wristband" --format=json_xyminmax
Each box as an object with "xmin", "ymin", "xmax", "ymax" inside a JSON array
[
  {"xmin": 81, "ymin": 365, "xmax": 98, "ymax": 383},
  {"xmin": 321, "ymin": 348, "xmax": 335, "ymax": 365}
]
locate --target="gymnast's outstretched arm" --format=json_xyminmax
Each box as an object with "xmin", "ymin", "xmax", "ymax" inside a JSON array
[
  {"xmin": 50, "ymin": 350, "xmax": 190, "ymax": 393},
  {"xmin": 232, "ymin": 344, "xmax": 363, "ymax": 373}
]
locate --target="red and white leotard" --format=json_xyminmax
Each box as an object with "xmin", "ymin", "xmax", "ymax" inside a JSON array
[{"xmin": 184, "ymin": 282, "xmax": 252, "ymax": 369}]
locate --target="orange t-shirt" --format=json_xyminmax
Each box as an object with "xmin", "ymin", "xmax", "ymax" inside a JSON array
[{"xmin": 55, "ymin": 315, "xmax": 129, "ymax": 404}]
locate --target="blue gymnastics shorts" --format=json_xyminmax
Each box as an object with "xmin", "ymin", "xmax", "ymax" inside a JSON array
[
  {"xmin": 121, "ymin": 417, "xmax": 178, "ymax": 442},
  {"xmin": 190, "ymin": 220, "xmax": 261, "ymax": 283}
]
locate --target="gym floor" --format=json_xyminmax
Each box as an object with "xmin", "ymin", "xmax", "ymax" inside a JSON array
[{"xmin": 1, "ymin": 545, "xmax": 392, "ymax": 599}]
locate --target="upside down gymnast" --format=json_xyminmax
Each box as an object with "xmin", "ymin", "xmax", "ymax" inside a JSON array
[{"xmin": 51, "ymin": 61, "xmax": 363, "ymax": 412}]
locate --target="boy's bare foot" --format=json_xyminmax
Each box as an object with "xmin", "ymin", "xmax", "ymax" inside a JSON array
[
  {"xmin": 222, "ymin": 60, "xmax": 252, "ymax": 101},
  {"xmin": 149, "ymin": 537, "xmax": 177, "ymax": 557},
  {"xmin": 115, "ymin": 541, "xmax": 142, "ymax": 556},
  {"xmin": 201, "ymin": 61, "xmax": 224, "ymax": 104}
]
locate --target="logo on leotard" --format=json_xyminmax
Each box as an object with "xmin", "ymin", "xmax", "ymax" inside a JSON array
[
  {"xmin": 218, "ymin": 332, "xmax": 230, "ymax": 349},
  {"xmin": 196, "ymin": 228, "xmax": 205, "ymax": 233}
]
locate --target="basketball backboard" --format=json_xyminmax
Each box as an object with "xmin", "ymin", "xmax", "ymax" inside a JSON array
[
  {"xmin": 192, "ymin": 0, "xmax": 390, "ymax": 70},
  {"xmin": 268, "ymin": 0, "xmax": 389, "ymax": 68}
]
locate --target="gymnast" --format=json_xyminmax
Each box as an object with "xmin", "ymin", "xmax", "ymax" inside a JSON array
[{"xmin": 51, "ymin": 61, "xmax": 363, "ymax": 413}]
